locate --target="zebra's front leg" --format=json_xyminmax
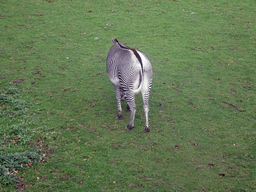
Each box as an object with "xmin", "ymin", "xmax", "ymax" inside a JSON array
[
  {"xmin": 114, "ymin": 85, "xmax": 122, "ymax": 119},
  {"xmin": 126, "ymin": 94, "xmax": 136, "ymax": 130}
]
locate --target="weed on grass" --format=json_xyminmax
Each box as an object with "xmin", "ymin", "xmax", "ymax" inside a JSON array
[
  {"xmin": 0, "ymin": 88, "xmax": 45, "ymax": 188},
  {"xmin": 1, "ymin": 0, "xmax": 256, "ymax": 191}
]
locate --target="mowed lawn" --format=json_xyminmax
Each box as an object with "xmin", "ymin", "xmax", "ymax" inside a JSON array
[{"xmin": 0, "ymin": 0, "xmax": 255, "ymax": 191}]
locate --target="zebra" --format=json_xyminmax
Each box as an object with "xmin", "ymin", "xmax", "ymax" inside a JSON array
[{"xmin": 106, "ymin": 38, "xmax": 153, "ymax": 133}]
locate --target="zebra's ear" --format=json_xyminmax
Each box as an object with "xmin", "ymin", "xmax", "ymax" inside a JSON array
[{"xmin": 112, "ymin": 38, "xmax": 119, "ymax": 44}]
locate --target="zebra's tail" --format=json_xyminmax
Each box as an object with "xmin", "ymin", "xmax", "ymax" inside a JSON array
[
  {"xmin": 130, "ymin": 69, "xmax": 143, "ymax": 94},
  {"xmin": 112, "ymin": 38, "xmax": 144, "ymax": 94}
]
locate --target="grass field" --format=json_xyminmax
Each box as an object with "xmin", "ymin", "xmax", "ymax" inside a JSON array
[{"xmin": 1, "ymin": 0, "xmax": 256, "ymax": 191}]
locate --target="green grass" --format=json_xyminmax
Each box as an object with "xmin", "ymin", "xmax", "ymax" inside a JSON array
[{"xmin": 1, "ymin": 0, "xmax": 255, "ymax": 191}]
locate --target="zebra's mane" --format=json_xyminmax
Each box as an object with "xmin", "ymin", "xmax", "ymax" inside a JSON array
[{"xmin": 113, "ymin": 39, "xmax": 143, "ymax": 71}]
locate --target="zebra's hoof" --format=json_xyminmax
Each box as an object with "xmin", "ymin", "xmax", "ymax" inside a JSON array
[
  {"xmin": 145, "ymin": 127, "xmax": 150, "ymax": 133},
  {"xmin": 116, "ymin": 114, "xmax": 122, "ymax": 119},
  {"xmin": 126, "ymin": 125, "xmax": 133, "ymax": 130}
]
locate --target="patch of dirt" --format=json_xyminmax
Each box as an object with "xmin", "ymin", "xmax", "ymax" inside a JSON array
[
  {"xmin": 32, "ymin": 13, "xmax": 44, "ymax": 16},
  {"xmin": 169, "ymin": 119, "xmax": 176, "ymax": 124},
  {"xmin": 28, "ymin": 138, "xmax": 55, "ymax": 160},
  {"xmin": 138, "ymin": 175, "xmax": 152, "ymax": 181},
  {"xmin": 61, "ymin": 126, "xmax": 78, "ymax": 130},
  {"xmin": 171, "ymin": 85, "xmax": 182, "ymax": 94},
  {"xmin": 10, "ymin": 79, "xmax": 25, "ymax": 85},
  {"xmin": 15, "ymin": 183, "xmax": 28, "ymax": 191},
  {"xmin": 189, "ymin": 102, "xmax": 196, "ymax": 109},
  {"xmin": 230, "ymin": 89, "xmax": 237, "ymax": 94},
  {"xmin": 218, "ymin": 173, "xmax": 226, "ymax": 178},
  {"xmin": 158, "ymin": 103, "xmax": 163, "ymax": 108},
  {"xmin": 193, "ymin": 142, "xmax": 198, "ymax": 147},
  {"xmin": 127, "ymin": 183, "xmax": 145, "ymax": 188},
  {"xmin": 226, "ymin": 164, "xmax": 243, "ymax": 170},
  {"xmin": 63, "ymin": 88, "xmax": 80, "ymax": 93},
  {"xmin": 58, "ymin": 174, "xmax": 73, "ymax": 183},
  {"xmin": 111, "ymin": 141, "xmax": 123, "ymax": 148},
  {"xmin": 222, "ymin": 102, "xmax": 245, "ymax": 112},
  {"xmin": 0, "ymin": 75, "xmax": 6, "ymax": 80},
  {"xmin": 32, "ymin": 68, "xmax": 45, "ymax": 77},
  {"xmin": 208, "ymin": 164, "xmax": 214, "ymax": 169}
]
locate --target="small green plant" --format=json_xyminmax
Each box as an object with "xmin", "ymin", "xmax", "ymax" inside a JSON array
[
  {"xmin": 0, "ymin": 151, "xmax": 40, "ymax": 185},
  {"xmin": 0, "ymin": 88, "xmax": 28, "ymax": 117},
  {"xmin": 0, "ymin": 88, "xmax": 43, "ymax": 186}
]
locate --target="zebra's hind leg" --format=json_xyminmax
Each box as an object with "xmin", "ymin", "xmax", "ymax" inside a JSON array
[
  {"xmin": 120, "ymin": 91, "xmax": 130, "ymax": 111},
  {"xmin": 126, "ymin": 93, "xmax": 136, "ymax": 130},
  {"xmin": 126, "ymin": 104, "xmax": 130, "ymax": 111},
  {"xmin": 114, "ymin": 85, "xmax": 122, "ymax": 119},
  {"xmin": 120, "ymin": 91, "xmax": 126, "ymax": 101},
  {"xmin": 142, "ymin": 92, "xmax": 151, "ymax": 133}
]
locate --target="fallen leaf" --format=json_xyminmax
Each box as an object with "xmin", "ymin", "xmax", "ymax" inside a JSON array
[
  {"xmin": 218, "ymin": 173, "xmax": 226, "ymax": 177},
  {"xmin": 208, "ymin": 164, "xmax": 214, "ymax": 169},
  {"xmin": 230, "ymin": 89, "xmax": 237, "ymax": 94}
]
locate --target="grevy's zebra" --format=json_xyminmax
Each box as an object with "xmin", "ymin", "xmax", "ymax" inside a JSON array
[{"xmin": 106, "ymin": 39, "xmax": 153, "ymax": 132}]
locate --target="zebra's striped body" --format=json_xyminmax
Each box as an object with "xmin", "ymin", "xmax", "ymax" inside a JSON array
[{"xmin": 106, "ymin": 39, "xmax": 153, "ymax": 132}]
